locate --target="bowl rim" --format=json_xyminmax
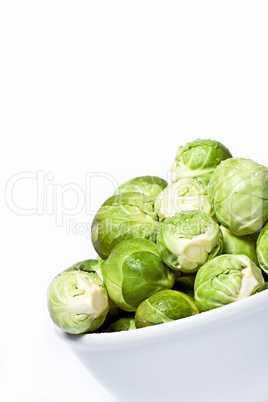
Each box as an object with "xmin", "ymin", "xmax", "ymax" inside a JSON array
[{"xmin": 56, "ymin": 288, "xmax": 268, "ymax": 348}]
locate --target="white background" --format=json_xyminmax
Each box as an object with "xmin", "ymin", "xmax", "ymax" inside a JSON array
[{"xmin": 1, "ymin": 1, "xmax": 268, "ymax": 401}]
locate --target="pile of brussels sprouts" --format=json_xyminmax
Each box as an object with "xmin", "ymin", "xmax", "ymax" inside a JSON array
[{"xmin": 47, "ymin": 139, "xmax": 268, "ymax": 335}]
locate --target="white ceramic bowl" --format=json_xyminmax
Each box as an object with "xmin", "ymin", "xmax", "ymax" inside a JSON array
[{"xmin": 57, "ymin": 289, "xmax": 268, "ymax": 402}]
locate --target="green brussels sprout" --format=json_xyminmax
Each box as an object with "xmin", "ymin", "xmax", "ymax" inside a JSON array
[
  {"xmin": 157, "ymin": 210, "xmax": 223, "ymax": 273},
  {"xmin": 104, "ymin": 317, "xmax": 136, "ymax": 332},
  {"xmin": 194, "ymin": 254, "xmax": 265, "ymax": 312},
  {"xmin": 47, "ymin": 269, "xmax": 109, "ymax": 334},
  {"xmin": 135, "ymin": 290, "xmax": 199, "ymax": 328},
  {"xmin": 257, "ymin": 222, "xmax": 268, "ymax": 274},
  {"xmin": 65, "ymin": 258, "xmax": 123, "ymax": 323},
  {"xmin": 91, "ymin": 192, "xmax": 160, "ymax": 259},
  {"xmin": 155, "ymin": 177, "xmax": 213, "ymax": 221},
  {"xmin": 103, "ymin": 239, "xmax": 175, "ymax": 312},
  {"xmin": 171, "ymin": 139, "xmax": 232, "ymax": 185},
  {"xmin": 114, "ymin": 176, "xmax": 167, "ymax": 198},
  {"xmin": 220, "ymin": 226, "xmax": 258, "ymax": 264},
  {"xmin": 208, "ymin": 158, "xmax": 268, "ymax": 236},
  {"xmin": 71, "ymin": 259, "xmax": 125, "ymax": 319}
]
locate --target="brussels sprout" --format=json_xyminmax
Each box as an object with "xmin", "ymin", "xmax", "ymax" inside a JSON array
[
  {"xmin": 64, "ymin": 258, "xmax": 123, "ymax": 326},
  {"xmin": 47, "ymin": 269, "xmax": 109, "ymax": 334},
  {"xmin": 256, "ymin": 222, "xmax": 268, "ymax": 274},
  {"xmin": 208, "ymin": 158, "xmax": 268, "ymax": 236},
  {"xmin": 91, "ymin": 192, "xmax": 160, "ymax": 259},
  {"xmin": 135, "ymin": 290, "xmax": 199, "ymax": 328},
  {"xmin": 220, "ymin": 226, "xmax": 258, "ymax": 265},
  {"xmin": 194, "ymin": 254, "xmax": 265, "ymax": 312},
  {"xmin": 103, "ymin": 239, "xmax": 175, "ymax": 312},
  {"xmin": 155, "ymin": 177, "xmax": 213, "ymax": 221},
  {"xmin": 114, "ymin": 176, "xmax": 167, "ymax": 198},
  {"xmin": 157, "ymin": 210, "xmax": 223, "ymax": 273},
  {"xmin": 171, "ymin": 139, "xmax": 232, "ymax": 185},
  {"xmin": 104, "ymin": 317, "xmax": 136, "ymax": 332}
]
